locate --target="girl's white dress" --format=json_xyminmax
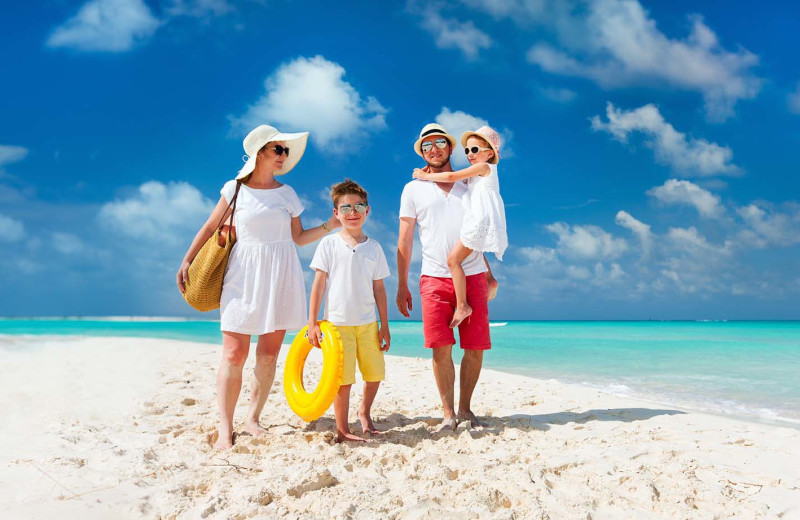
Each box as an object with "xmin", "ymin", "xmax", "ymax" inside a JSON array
[
  {"xmin": 219, "ymin": 180, "xmax": 307, "ymax": 335},
  {"xmin": 460, "ymin": 163, "xmax": 508, "ymax": 260}
]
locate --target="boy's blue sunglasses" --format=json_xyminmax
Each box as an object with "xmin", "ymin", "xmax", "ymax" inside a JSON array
[{"xmin": 338, "ymin": 202, "xmax": 368, "ymax": 215}]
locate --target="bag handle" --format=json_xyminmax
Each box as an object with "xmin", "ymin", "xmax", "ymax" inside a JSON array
[{"xmin": 214, "ymin": 181, "xmax": 242, "ymax": 242}]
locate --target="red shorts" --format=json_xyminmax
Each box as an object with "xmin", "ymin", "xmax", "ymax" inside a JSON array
[{"xmin": 419, "ymin": 274, "xmax": 491, "ymax": 350}]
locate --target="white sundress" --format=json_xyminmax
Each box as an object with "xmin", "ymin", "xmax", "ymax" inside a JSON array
[
  {"xmin": 218, "ymin": 180, "xmax": 307, "ymax": 335},
  {"xmin": 460, "ymin": 163, "xmax": 508, "ymax": 261}
]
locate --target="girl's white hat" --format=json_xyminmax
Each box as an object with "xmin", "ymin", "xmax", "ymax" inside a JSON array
[
  {"xmin": 461, "ymin": 126, "xmax": 501, "ymax": 165},
  {"xmin": 237, "ymin": 125, "xmax": 309, "ymax": 179}
]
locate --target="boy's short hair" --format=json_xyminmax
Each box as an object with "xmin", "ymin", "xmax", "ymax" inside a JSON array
[{"xmin": 330, "ymin": 179, "xmax": 368, "ymax": 206}]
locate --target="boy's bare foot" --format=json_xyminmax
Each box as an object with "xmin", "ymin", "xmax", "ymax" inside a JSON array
[
  {"xmin": 358, "ymin": 411, "xmax": 380, "ymax": 434},
  {"xmin": 245, "ymin": 421, "xmax": 268, "ymax": 437},
  {"xmin": 213, "ymin": 430, "xmax": 234, "ymax": 450},
  {"xmin": 487, "ymin": 278, "xmax": 499, "ymax": 301},
  {"xmin": 337, "ymin": 431, "xmax": 367, "ymax": 443},
  {"xmin": 449, "ymin": 305, "xmax": 472, "ymax": 328},
  {"xmin": 456, "ymin": 410, "xmax": 486, "ymax": 428},
  {"xmin": 436, "ymin": 416, "xmax": 458, "ymax": 433}
]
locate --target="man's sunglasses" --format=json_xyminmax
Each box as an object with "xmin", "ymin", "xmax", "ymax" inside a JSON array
[
  {"xmin": 338, "ymin": 202, "xmax": 368, "ymax": 215},
  {"xmin": 465, "ymin": 146, "xmax": 492, "ymax": 155},
  {"xmin": 421, "ymin": 138, "xmax": 449, "ymax": 153},
  {"xmin": 267, "ymin": 144, "xmax": 290, "ymax": 156}
]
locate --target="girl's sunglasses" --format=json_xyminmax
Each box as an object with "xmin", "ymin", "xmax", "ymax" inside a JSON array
[
  {"xmin": 421, "ymin": 138, "xmax": 449, "ymax": 153},
  {"xmin": 338, "ymin": 202, "xmax": 368, "ymax": 215},
  {"xmin": 268, "ymin": 145, "xmax": 290, "ymax": 156},
  {"xmin": 465, "ymin": 146, "xmax": 492, "ymax": 155}
]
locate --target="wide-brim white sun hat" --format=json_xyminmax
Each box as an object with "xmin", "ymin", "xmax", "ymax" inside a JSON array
[
  {"xmin": 461, "ymin": 126, "xmax": 501, "ymax": 165},
  {"xmin": 237, "ymin": 124, "xmax": 309, "ymax": 179},
  {"xmin": 413, "ymin": 123, "xmax": 458, "ymax": 157}
]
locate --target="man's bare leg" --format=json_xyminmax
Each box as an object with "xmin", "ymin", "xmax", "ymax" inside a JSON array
[
  {"xmin": 215, "ymin": 331, "xmax": 250, "ymax": 450},
  {"xmin": 432, "ymin": 344, "xmax": 457, "ymax": 431},
  {"xmin": 334, "ymin": 384, "xmax": 365, "ymax": 442},
  {"xmin": 457, "ymin": 349, "xmax": 486, "ymax": 427},
  {"xmin": 358, "ymin": 381, "xmax": 381, "ymax": 434},
  {"xmin": 245, "ymin": 329, "xmax": 285, "ymax": 437}
]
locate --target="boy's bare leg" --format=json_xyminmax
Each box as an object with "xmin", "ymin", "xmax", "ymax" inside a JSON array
[
  {"xmin": 245, "ymin": 329, "xmax": 285, "ymax": 437},
  {"xmin": 431, "ymin": 344, "xmax": 457, "ymax": 431},
  {"xmin": 334, "ymin": 384, "xmax": 365, "ymax": 442},
  {"xmin": 483, "ymin": 255, "xmax": 499, "ymax": 301},
  {"xmin": 456, "ymin": 349, "xmax": 486, "ymax": 427},
  {"xmin": 447, "ymin": 240, "xmax": 475, "ymax": 328},
  {"xmin": 215, "ymin": 331, "xmax": 250, "ymax": 450},
  {"xmin": 358, "ymin": 381, "xmax": 381, "ymax": 434}
]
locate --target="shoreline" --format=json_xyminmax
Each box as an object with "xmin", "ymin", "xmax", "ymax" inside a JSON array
[
  {"xmin": 1, "ymin": 336, "xmax": 799, "ymax": 518},
  {"xmin": 3, "ymin": 332, "xmax": 798, "ymax": 431}
]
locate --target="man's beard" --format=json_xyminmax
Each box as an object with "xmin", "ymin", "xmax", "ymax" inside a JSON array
[{"xmin": 427, "ymin": 156, "xmax": 451, "ymax": 169}]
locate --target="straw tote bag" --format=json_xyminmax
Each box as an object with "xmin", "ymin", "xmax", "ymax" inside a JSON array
[{"xmin": 182, "ymin": 182, "xmax": 242, "ymax": 312}]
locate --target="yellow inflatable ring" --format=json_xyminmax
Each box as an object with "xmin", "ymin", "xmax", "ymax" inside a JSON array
[{"xmin": 284, "ymin": 321, "xmax": 344, "ymax": 422}]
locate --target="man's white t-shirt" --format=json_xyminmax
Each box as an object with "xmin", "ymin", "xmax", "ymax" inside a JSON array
[
  {"xmin": 309, "ymin": 234, "xmax": 391, "ymax": 326},
  {"xmin": 399, "ymin": 179, "xmax": 487, "ymax": 278}
]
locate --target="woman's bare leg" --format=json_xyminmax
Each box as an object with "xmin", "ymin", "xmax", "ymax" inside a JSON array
[
  {"xmin": 447, "ymin": 240, "xmax": 475, "ymax": 328},
  {"xmin": 245, "ymin": 329, "xmax": 286, "ymax": 436},
  {"xmin": 215, "ymin": 331, "xmax": 251, "ymax": 450}
]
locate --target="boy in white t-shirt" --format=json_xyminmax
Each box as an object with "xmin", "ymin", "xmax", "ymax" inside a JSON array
[{"xmin": 307, "ymin": 179, "xmax": 391, "ymax": 442}]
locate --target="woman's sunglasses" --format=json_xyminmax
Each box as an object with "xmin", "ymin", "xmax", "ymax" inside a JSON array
[
  {"xmin": 421, "ymin": 138, "xmax": 449, "ymax": 153},
  {"xmin": 465, "ymin": 146, "xmax": 492, "ymax": 155},
  {"xmin": 267, "ymin": 144, "xmax": 290, "ymax": 156},
  {"xmin": 338, "ymin": 202, "xmax": 368, "ymax": 215}
]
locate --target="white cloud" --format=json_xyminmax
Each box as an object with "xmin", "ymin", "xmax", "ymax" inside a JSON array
[
  {"xmin": 230, "ymin": 56, "xmax": 388, "ymax": 154},
  {"xmin": 47, "ymin": 0, "xmax": 161, "ymax": 52},
  {"xmin": 164, "ymin": 0, "xmax": 233, "ymax": 17},
  {"xmin": 789, "ymin": 82, "xmax": 800, "ymax": 115},
  {"xmin": 538, "ymin": 86, "xmax": 577, "ymax": 103},
  {"xmin": 434, "ymin": 107, "xmax": 513, "ymax": 168},
  {"xmin": 647, "ymin": 179, "xmax": 725, "ymax": 219},
  {"xmin": 666, "ymin": 226, "xmax": 730, "ymax": 255},
  {"xmin": 0, "ymin": 214, "xmax": 25, "ymax": 242},
  {"xmin": 615, "ymin": 210, "xmax": 652, "ymax": 258},
  {"xmin": 591, "ymin": 103, "xmax": 740, "ymax": 177},
  {"xmin": 0, "ymin": 145, "xmax": 28, "ymax": 169},
  {"xmin": 493, "ymin": 0, "xmax": 762, "ymax": 120},
  {"xmin": 416, "ymin": 6, "xmax": 492, "ymax": 61},
  {"xmin": 737, "ymin": 203, "xmax": 800, "ymax": 248},
  {"xmin": 98, "ymin": 181, "xmax": 215, "ymax": 241},
  {"xmin": 545, "ymin": 222, "xmax": 627, "ymax": 260}
]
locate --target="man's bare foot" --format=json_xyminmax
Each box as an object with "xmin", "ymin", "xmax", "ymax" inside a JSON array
[
  {"xmin": 457, "ymin": 410, "xmax": 486, "ymax": 428},
  {"xmin": 487, "ymin": 278, "xmax": 499, "ymax": 301},
  {"xmin": 436, "ymin": 416, "xmax": 458, "ymax": 433},
  {"xmin": 358, "ymin": 411, "xmax": 380, "ymax": 434},
  {"xmin": 337, "ymin": 431, "xmax": 367, "ymax": 443},
  {"xmin": 245, "ymin": 421, "xmax": 268, "ymax": 437},
  {"xmin": 449, "ymin": 305, "xmax": 472, "ymax": 328},
  {"xmin": 213, "ymin": 430, "xmax": 234, "ymax": 450}
]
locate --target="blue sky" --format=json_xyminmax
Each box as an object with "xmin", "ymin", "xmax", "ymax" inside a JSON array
[{"xmin": 2, "ymin": 0, "xmax": 800, "ymax": 319}]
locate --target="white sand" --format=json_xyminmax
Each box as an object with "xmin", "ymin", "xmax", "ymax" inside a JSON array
[{"xmin": 1, "ymin": 336, "xmax": 799, "ymax": 519}]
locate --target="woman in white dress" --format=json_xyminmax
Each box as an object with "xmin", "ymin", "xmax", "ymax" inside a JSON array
[{"xmin": 177, "ymin": 125, "xmax": 339, "ymax": 449}]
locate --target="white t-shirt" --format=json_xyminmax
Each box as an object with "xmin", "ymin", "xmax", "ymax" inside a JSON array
[
  {"xmin": 399, "ymin": 180, "xmax": 487, "ymax": 278},
  {"xmin": 310, "ymin": 234, "xmax": 391, "ymax": 326}
]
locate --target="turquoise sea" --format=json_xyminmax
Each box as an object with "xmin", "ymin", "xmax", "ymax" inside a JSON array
[{"xmin": 2, "ymin": 319, "xmax": 799, "ymax": 428}]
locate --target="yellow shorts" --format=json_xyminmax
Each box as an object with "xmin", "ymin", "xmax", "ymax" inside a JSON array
[{"xmin": 337, "ymin": 321, "xmax": 385, "ymax": 386}]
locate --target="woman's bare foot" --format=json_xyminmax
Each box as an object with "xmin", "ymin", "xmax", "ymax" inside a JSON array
[
  {"xmin": 487, "ymin": 277, "xmax": 499, "ymax": 301},
  {"xmin": 456, "ymin": 410, "xmax": 486, "ymax": 428},
  {"xmin": 213, "ymin": 430, "xmax": 234, "ymax": 450},
  {"xmin": 358, "ymin": 411, "xmax": 380, "ymax": 434},
  {"xmin": 436, "ymin": 416, "xmax": 458, "ymax": 433},
  {"xmin": 245, "ymin": 421, "xmax": 268, "ymax": 437},
  {"xmin": 449, "ymin": 305, "xmax": 472, "ymax": 328},
  {"xmin": 337, "ymin": 431, "xmax": 367, "ymax": 443}
]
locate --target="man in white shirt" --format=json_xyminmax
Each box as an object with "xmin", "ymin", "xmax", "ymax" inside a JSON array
[{"xmin": 397, "ymin": 123, "xmax": 491, "ymax": 431}]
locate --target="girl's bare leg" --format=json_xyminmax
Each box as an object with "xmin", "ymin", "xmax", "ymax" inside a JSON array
[
  {"xmin": 215, "ymin": 331, "xmax": 251, "ymax": 450},
  {"xmin": 447, "ymin": 240, "xmax": 475, "ymax": 328}
]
